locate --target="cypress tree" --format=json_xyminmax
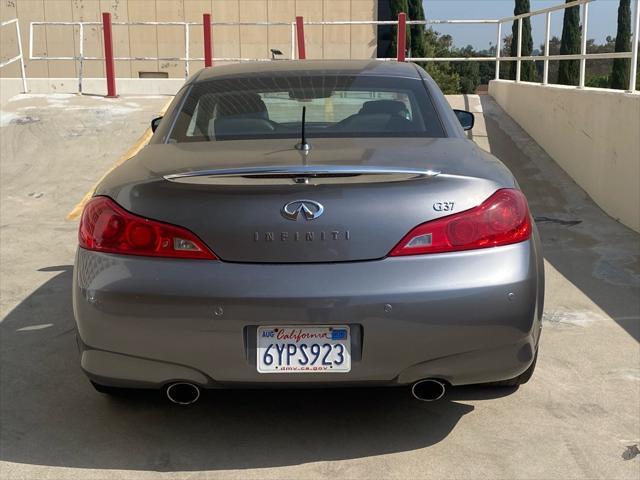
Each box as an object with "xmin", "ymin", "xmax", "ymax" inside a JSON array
[
  {"xmin": 611, "ymin": 0, "xmax": 631, "ymax": 89},
  {"xmin": 407, "ymin": 0, "xmax": 427, "ymax": 58},
  {"xmin": 558, "ymin": 0, "xmax": 581, "ymax": 85},
  {"xmin": 509, "ymin": 0, "xmax": 535, "ymax": 81}
]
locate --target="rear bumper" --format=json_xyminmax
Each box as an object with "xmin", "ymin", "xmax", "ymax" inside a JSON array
[{"xmin": 73, "ymin": 238, "xmax": 544, "ymax": 388}]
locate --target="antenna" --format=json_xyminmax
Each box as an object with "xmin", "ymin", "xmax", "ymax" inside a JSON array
[{"xmin": 295, "ymin": 106, "xmax": 311, "ymax": 151}]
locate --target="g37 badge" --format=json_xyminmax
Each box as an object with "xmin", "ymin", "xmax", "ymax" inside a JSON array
[{"xmin": 433, "ymin": 201, "xmax": 455, "ymax": 212}]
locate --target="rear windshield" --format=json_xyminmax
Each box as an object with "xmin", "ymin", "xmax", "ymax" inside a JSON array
[{"xmin": 167, "ymin": 75, "xmax": 445, "ymax": 143}]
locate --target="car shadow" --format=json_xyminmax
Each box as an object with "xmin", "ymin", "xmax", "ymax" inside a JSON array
[
  {"xmin": 0, "ymin": 265, "xmax": 517, "ymax": 472},
  {"xmin": 478, "ymin": 95, "xmax": 640, "ymax": 342}
]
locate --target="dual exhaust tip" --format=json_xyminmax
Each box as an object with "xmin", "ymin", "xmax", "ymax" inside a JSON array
[
  {"xmin": 166, "ymin": 382, "xmax": 201, "ymax": 405},
  {"xmin": 410, "ymin": 378, "xmax": 446, "ymax": 402},
  {"xmin": 165, "ymin": 378, "xmax": 445, "ymax": 405}
]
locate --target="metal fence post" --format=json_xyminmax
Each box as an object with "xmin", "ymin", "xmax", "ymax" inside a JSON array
[
  {"xmin": 102, "ymin": 12, "xmax": 116, "ymax": 97},
  {"xmin": 290, "ymin": 22, "xmax": 296, "ymax": 59},
  {"xmin": 0, "ymin": 19, "xmax": 28, "ymax": 93},
  {"xmin": 78, "ymin": 22, "xmax": 84, "ymax": 94},
  {"xmin": 13, "ymin": 20, "xmax": 28, "ymax": 93},
  {"xmin": 203, "ymin": 13, "xmax": 212, "ymax": 67},
  {"xmin": 397, "ymin": 12, "xmax": 407, "ymax": 62},
  {"xmin": 629, "ymin": 0, "xmax": 640, "ymax": 92},
  {"xmin": 579, "ymin": 2, "xmax": 589, "ymax": 88},
  {"xmin": 495, "ymin": 21, "xmax": 502, "ymax": 80},
  {"xmin": 29, "ymin": 21, "xmax": 34, "ymax": 65},
  {"xmin": 516, "ymin": 17, "xmax": 522, "ymax": 82},
  {"xmin": 184, "ymin": 23, "xmax": 190, "ymax": 78},
  {"xmin": 543, "ymin": 11, "xmax": 551, "ymax": 85},
  {"xmin": 295, "ymin": 16, "xmax": 306, "ymax": 59}
]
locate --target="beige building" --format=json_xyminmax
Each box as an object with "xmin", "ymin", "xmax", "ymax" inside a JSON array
[{"xmin": 1, "ymin": 0, "xmax": 378, "ymax": 80}]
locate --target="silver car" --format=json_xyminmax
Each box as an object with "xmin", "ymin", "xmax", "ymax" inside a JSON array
[{"xmin": 73, "ymin": 60, "xmax": 544, "ymax": 404}]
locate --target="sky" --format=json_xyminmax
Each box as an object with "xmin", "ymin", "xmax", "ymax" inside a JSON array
[{"xmin": 421, "ymin": 0, "xmax": 626, "ymax": 50}]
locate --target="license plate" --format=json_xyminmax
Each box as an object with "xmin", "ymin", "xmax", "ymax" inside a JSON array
[{"xmin": 257, "ymin": 326, "xmax": 351, "ymax": 373}]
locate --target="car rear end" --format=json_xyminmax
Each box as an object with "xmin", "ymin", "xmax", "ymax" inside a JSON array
[{"xmin": 73, "ymin": 61, "xmax": 543, "ymax": 397}]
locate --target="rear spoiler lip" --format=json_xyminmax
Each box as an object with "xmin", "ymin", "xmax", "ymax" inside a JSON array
[{"xmin": 163, "ymin": 165, "xmax": 442, "ymax": 182}]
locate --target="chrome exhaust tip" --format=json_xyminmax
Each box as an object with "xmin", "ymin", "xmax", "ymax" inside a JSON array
[
  {"xmin": 411, "ymin": 379, "xmax": 446, "ymax": 402},
  {"xmin": 166, "ymin": 382, "xmax": 201, "ymax": 405}
]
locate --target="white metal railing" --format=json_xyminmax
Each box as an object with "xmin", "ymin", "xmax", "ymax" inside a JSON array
[
  {"xmin": 23, "ymin": 0, "xmax": 640, "ymax": 94},
  {"xmin": 294, "ymin": 0, "xmax": 638, "ymax": 92},
  {"xmin": 300, "ymin": 18, "xmax": 501, "ymax": 61},
  {"xmin": 367, "ymin": 0, "xmax": 638, "ymax": 93},
  {"xmin": 0, "ymin": 18, "xmax": 27, "ymax": 92},
  {"xmin": 29, "ymin": 20, "xmax": 297, "ymax": 92},
  {"xmin": 501, "ymin": 0, "xmax": 637, "ymax": 91}
]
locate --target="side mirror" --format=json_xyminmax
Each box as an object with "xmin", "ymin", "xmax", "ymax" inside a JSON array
[
  {"xmin": 151, "ymin": 116, "xmax": 163, "ymax": 133},
  {"xmin": 453, "ymin": 109, "xmax": 474, "ymax": 131}
]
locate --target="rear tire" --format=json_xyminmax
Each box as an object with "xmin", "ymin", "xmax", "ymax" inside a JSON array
[{"xmin": 486, "ymin": 350, "xmax": 538, "ymax": 387}]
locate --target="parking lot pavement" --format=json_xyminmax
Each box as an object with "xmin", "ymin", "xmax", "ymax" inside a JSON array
[{"xmin": 1, "ymin": 94, "xmax": 638, "ymax": 480}]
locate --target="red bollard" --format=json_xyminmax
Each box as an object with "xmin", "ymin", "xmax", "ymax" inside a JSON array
[
  {"xmin": 295, "ymin": 16, "xmax": 306, "ymax": 60},
  {"xmin": 102, "ymin": 12, "xmax": 117, "ymax": 97},
  {"xmin": 203, "ymin": 13, "xmax": 213, "ymax": 67},
  {"xmin": 397, "ymin": 12, "xmax": 406, "ymax": 62}
]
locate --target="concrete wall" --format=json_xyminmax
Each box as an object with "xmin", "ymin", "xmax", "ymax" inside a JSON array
[
  {"xmin": 0, "ymin": 77, "xmax": 186, "ymax": 105},
  {"xmin": 489, "ymin": 80, "xmax": 640, "ymax": 233},
  {"xmin": 1, "ymin": 0, "xmax": 377, "ymax": 80}
]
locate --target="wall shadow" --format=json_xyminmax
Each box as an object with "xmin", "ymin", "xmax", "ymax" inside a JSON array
[
  {"xmin": 479, "ymin": 95, "xmax": 640, "ymax": 341},
  {"xmin": 0, "ymin": 266, "xmax": 517, "ymax": 472}
]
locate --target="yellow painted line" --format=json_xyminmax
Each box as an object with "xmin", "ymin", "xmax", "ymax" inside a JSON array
[{"xmin": 66, "ymin": 97, "xmax": 174, "ymax": 221}]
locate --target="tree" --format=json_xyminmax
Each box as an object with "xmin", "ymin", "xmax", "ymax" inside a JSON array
[
  {"xmin": 585, "ymin": 36, "xmax": 615, "ymax": 87},
  {"xmin": 458, "ymin": 62, "xmax": 481, "ymax": 93},
  {"xmin": 586, "ymin": 75, "xmax": 611, "ymax": 88},
  {"xmin": 477, "ymin": 44, "xmax": 497, "ymax": 85},
  {"xmin": 407, "ymin": 0, "xmax": 427, "ymax": 58},
  {"xmin": 451, "ymin": 45, "xmax": 482, "ymax": 93},
  {"xmin": 423, "ymin": 28, "xmax": 461, "ymax": 93},
  {"xmin": 537, "ymin": 35, "xmax": 561, "ymax": 82},
  {"xmin": 558, "ymin": 0, "xmax": 581, "ymax": 85},
  {"xmin": 611, "ymin": 0, "xmax": 631, "ymax": 90},
  {"xmin": 501, "ymin": 34, "xmax": 513, "ymax": 79},
  {"xmin": 509, "ymin": 0, "xmax": 536, "ymax": 81}
]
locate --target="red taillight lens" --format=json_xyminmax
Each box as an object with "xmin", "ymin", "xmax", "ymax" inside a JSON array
[
  {"xmin": 389, "ymin": 189, "xmax": 532, "ymax": 256},
  {"xmin": 79, "ymin": 196, "xmax": 217, "ymax": 260}
]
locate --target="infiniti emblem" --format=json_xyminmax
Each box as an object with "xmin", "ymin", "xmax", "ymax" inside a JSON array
[{"xmin": 281, "ymin": 200, "xmax": 324, "ymax": 221}]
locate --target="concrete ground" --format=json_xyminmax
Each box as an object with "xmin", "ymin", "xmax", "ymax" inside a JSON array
[{"xmin": 0, "ymin": 93, "xmax": 638, "ymax": 480}]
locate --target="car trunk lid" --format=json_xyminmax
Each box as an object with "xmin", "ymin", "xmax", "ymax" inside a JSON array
[{"xmin": 98, "ymin": 138, "xmax": 514, "ymax": 263}]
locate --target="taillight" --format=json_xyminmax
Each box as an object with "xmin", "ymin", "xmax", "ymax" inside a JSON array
[
  {"xmin": 79, "ymin": 196, "xmax": 217, "ymax": 260},
  {"xmin": 389, "ymin": 189, "xmax": 532, "ymax": 256}
]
